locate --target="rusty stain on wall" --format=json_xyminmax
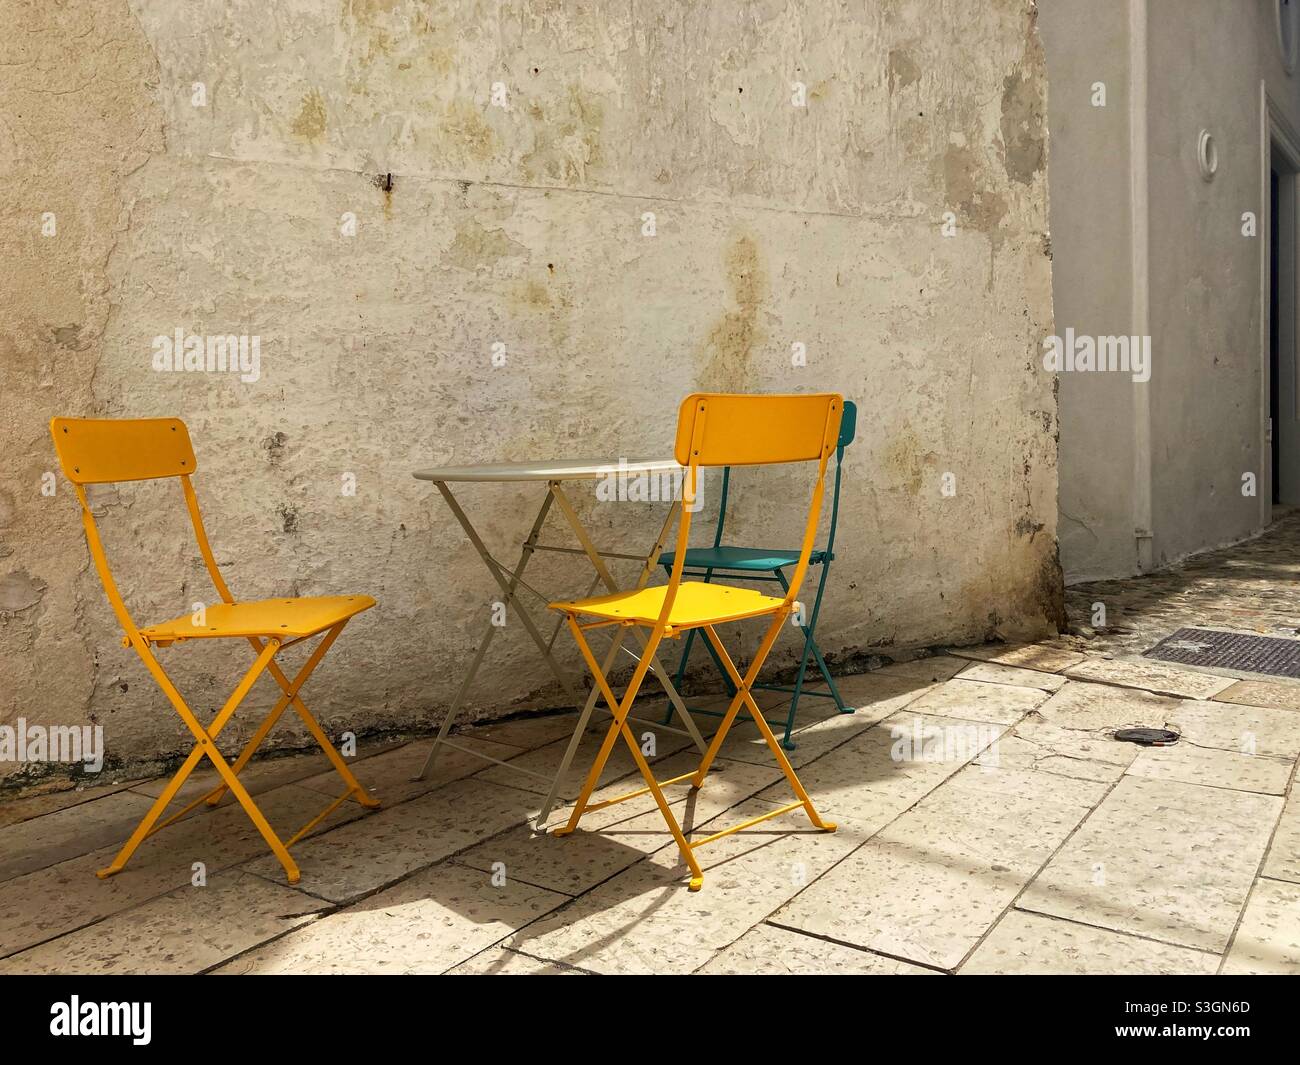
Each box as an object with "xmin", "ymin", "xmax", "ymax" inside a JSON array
[
  {"xmin": 881, "ymin": 426, "xmax": 937, "ymax": 496},
  {"xmin": 444, "ymin": 218, "xmax": 529, "ymax": 273},
  {"xmin": 290, "ymin": 89, "xmax": 328, "ymax": 141},
  {"xmin": 999, "ymin": 14, "xmax": 1048, "ymax": 186},
  {"xmin": 521, "ymin": 85, "xmax": 604, "ymax": 184},
  {"xmin": 941, "ymin": 145, "xmax": 1010, "ymax": 234},
  {"xmin": 697, "ymin": 232, "xmax": 766, "ymax": 392},
  {"xmin": 887, "ymin": 49, "xmax": 921, "ymax": 95}
]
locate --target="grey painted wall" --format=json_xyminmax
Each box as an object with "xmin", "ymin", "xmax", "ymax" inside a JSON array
[
  {"xmin": 1039, "ymin": 0, "xmax": 1136, "ymax": 580},
  {"xmin": 1044, "ymin": 0, "xmax": 1300, "ymax": 580}
]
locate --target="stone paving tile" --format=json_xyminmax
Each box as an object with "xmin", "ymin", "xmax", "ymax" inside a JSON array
[
  {"xmin": 240, "ymin": 777, "xmax": 534, "ymax": 902},
  {"xmin": 1033, "ymin": 681, "xmax": 1181, "ymax": 733},
  {"xmin": 989, "ymin": 717, "xmax": 1139, "ymax": 783},
  {"xmin": 448, "ymin": 946, "xmax": 587, "ymax": 974},
  {"xmin": 473, "ymin": 725, "xmax": 693, "ymax": 798},
  {"xmin": 1126, "ymin": 744, "xmax": 1293, "ymax": 795},
  {"xmin": 457, "ymin": 754, "xmax": 783, "ymax": 896},
  {"xmin": 213, "ymin": 860, "xmax": 566, "ymax": 975},
  {"xmin": 903, "ymin": 678, "xmax": 1048, "ymax": 726},
  {"xmin": 872, "ymin": 655, "xmax": 969, "ymax": 683},
  {"xmin": 1263, "ymin": 790, "xmax": 1300, "ymax": 885},
  {"xmin": 750, "ymin": 710, "xmax": 1005, "ymax": 834},
  {"xmin": 708, "ymin": 674, "xmax": 934, "ymax": 771},
  {"xmin": 295, "ymin": 733, "xmax": 525, "ymax": 807},
  {"xmin": 1166, "ymin": 698, "xmax": 1300, "ymax": 760},
  {"xmin": 0, "ymin": 871, "xmax": 324, "ymax": 975},
  {"xmin": 0, "ymin": 779, "xmax": 147, "ymax": 829},
  {"xmin": 770, "ymin": 764, "xmax": 1101, "ymax": 970},
  {"xmin": 1019, "ymin": 776, "xmax": 1282, "ymax": 952},
  {"xmin": 948, "ymin": 643, "xmax": 1087, "ymax": 673},
  {"xmin": 1064, "ymin": 657, "xmax": 1235, "ymax": 699},
  {"xmin": 825, "ymin": 672, "xmax": 938, "ymax": 711},
  {"xmin": 950, "ymin": 761, "xmax": 1110, "ymax": 807},
  {"xmin": 697, "ymin": 923, "xmax": 936, "ymax": 974},
  {"xmin": 128, "ymin": 739, "xmax": 403, "ymax": 803},
  {"xmin": 1221, "ymin": 878, "xmax": 1300, "ymax": 974},
  {"xmin": 0, "ymin": 790, "xmax": 163, "ymax": 883},
  {"xmin": 454, "ymin": 712, "xmax": 591, "ymax": 751},
  {"xmin": 670, "ymin": 689, "xmax": 794, "ymax": 722},
  {"xmin": 957, "ymin": 661, "xmax": 1067, "ymax": 692},
  {"xmin": 503, "ymin": 798, "xmax": 863, "ymax": 974},
  {"xmin": 647, "ymin": 689, "xmax": 820, "ymax": 765},
  {"xmin": 0, "ymin": 783, "xmax": 362, "ymax": 958},
  {"xmin": 960, "ymin": 910, "xmax": 1218, "ymax": 974},
  {"xmin": 1216, "ymin": 679, "xmax": 1300, "ymax": 712}
]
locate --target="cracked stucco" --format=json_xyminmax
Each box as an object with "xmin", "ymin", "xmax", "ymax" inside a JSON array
[{"xmin": 1, "ymin": 0, "xmax": 1059, "ymax": 786}]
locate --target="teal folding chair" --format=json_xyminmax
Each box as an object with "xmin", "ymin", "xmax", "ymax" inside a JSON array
[{"xmin": 659, "ymin": 400, "xmax": 856, "ymax": 749}]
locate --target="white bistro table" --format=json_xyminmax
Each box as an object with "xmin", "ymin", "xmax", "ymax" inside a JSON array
[{"xmin": 412, "ymin": 458, "xmax": 708, "ymax": 828}]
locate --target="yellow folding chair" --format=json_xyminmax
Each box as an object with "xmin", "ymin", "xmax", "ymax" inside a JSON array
[
  {"xmin": 50, "ymin": 417, "xmax": 380, "ymax": 884},
  {"xmin": 550, "ymin": 393, "xmax": 842, "ymax": 890}
]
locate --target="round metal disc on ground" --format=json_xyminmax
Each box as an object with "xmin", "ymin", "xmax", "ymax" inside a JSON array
[{"xmin": 1113, "ymin": 727, "xmax": 1180, "ymax": 746}]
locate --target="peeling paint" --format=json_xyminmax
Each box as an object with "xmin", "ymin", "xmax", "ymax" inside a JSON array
[
  {"xmin": 0, "ymin": 571, "xmax": 47, "ymax": 615},
  {"xmin": 941, "ymin": 145, "xmax": 1009, "ymax": 233},
  {"xmin": 887, "ymin": 49, "xmax": 921, "ymax": 95},
  {"xmin": 882, "ymin": 426, "xmax": 936, "ymax": 496},
  {"xmin": 697, "ymin": 231, "xmax": 765, "ymax": 392},
  {"xmin": 998, "ymin": 17, "xmax": 1047, "ymax": 187},
  {"xmin": 440, "ymin": 99, "xmax": 497, "ymax": 163},
  {"xmin": 444, "ymin": 218, "xmax": 528, "ymax": 272},
  {"xmin": 520, "ymin": 85, "xmax": 604, "ymax": 185},
  {"xmin": 290, "ymin": 88, "xmax": 328, "ymax": 141}
]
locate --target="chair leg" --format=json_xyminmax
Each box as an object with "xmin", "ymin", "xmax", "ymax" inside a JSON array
[
  {"xmin": 97, "ymin": 744, "xmax": 208, "ymax": 879},
  {"xmin": 203, "ymin": 623, "xmax": 378, "ymax": 809},
  {"xmin": 553, "ymin": 619, "xmax": 660, "ymax": 833},
  {"xmin": 615, "ymin": 715, "xmax": 705, "ymax": 890},
  {"xmin": 700, "ymin": 622, "xmax": 836, "ymax": 833},
  {"xmin": 689, "ymin": 612, "xmax": 788, "ymax": 786},
  {"xmin": 774, "ymin": 566, "xmax": 850, "ymax": 746},
  {"xmin": 270, "ymin": 656, "xmax": 381, "ymax": 810},
  {"xmin": 810, "ymin": 639, "xmax": 849, "ymax": 712},
  {"xmin": 661, "ymin": 563, "xmax": 736, "ymax": 727},
  {"xmin": 779, "ymin": 623, "xmax": 819, "ymax": 752},
  {"xmin": 99, "ymin": 638, "xmax": 302, "ymax": 884},
  {"xmin": 554, "ymin": 617, "xmax": 705, "ymax": 889},
  {"xmin": 662, "ymin": 625, "xmax": 699, "ymax": 725}
]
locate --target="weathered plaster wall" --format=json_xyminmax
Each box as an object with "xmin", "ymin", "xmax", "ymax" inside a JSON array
[{"xmin": 0, "ymin": 0, "xmax": 1058, "ymax": 785}]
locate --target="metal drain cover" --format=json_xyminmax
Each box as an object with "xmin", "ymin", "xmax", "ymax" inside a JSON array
[
  {"xmin": 1114, "ymin": 727, "xmax": 1180, "ymax": 746},
  {"xmin": 1144, "ymin": 627, "xmax": 1300, "ymax": 679}
]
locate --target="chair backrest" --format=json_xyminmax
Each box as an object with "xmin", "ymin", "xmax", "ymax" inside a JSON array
[
  {"xmin": 659, "ymin": 393, "xmax": 843, "ymax": 628},
  {"xmin": 50, "ymin": 417, "xmax": 233, "ymax": 641},
  {"xmin": 838, "ymin": 400, "xmax": 857, "ymax": 450},
  {"xmin": 50, "ymin": 417, "xmax": 196, "ymax": 484},
  {"xmin": 674, "ymin": 393, "xmax": 840, "ymax": 467},
  {"xmin": 706, "ymin": 398, "xmax": 855, "ymax": 549}
]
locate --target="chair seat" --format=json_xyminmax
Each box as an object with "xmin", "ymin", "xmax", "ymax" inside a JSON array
[
  {"xmin": 657, "ymin": 546, "xmax": 829, "ymax": 572},
  {"xmin": 140, "ymin": 595, "xmax": 375, "ymax": 642},
  {"xmin": 550, "ymin": 581, "xmax": 785, "ymax": 629}
]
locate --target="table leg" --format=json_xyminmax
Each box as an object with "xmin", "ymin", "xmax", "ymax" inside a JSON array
[
  {"xmin": 414, "ymin": 486, "xmax": 560, "ymax": 781},
  {"xmin": 534, "ymin": 493, "xmax": 687, "ymax": 828},
  {"xmin": 548, "ymin": 485, "xmax": 707, "ymax": 752},
  {"xmin": 434, "ymin": 482, "xmax": 583, "ymax": 706}
]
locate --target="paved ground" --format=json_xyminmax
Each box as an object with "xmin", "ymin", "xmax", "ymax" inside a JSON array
[{"xmin": 4, "ymin": 522, "xmax": 1300, "ymax": 974}]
